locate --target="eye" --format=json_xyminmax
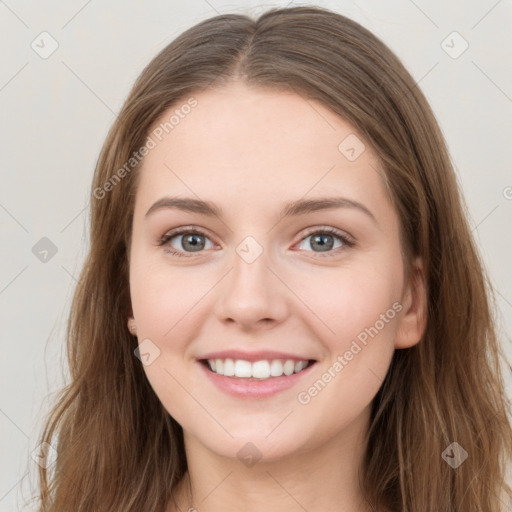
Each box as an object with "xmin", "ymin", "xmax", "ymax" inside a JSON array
[
  {"xmin": 295, "ymin": 227, "xmax": 355, "ymax": 257},
  {"xmin": 157, "ymin": 227, "xmax": 216, "ymax": 257},
  {"xmin": 157, "ymin": 226, "xmax": 355, "ymax": 258}
]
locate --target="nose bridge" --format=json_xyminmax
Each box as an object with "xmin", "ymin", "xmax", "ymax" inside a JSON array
[{"xmin": 215, "ymin": 234, "xmax": 287, "ymax": 327}]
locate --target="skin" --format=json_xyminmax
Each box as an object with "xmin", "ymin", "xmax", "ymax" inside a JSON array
[{"xmin": 127, "ymin": 81, "xmax": 427, "ymax": 512}]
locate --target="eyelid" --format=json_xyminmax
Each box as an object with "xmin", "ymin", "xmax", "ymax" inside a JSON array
[
  {"xmin": 160, "ymin": 225, "xmax": 215, "ymax": 241},
  {"xmin": 298, "ymin": 225, "xmax": 355, "ymax": 245}
]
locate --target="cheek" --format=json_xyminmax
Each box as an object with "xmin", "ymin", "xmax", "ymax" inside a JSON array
[
  {"xmin": 293, "ymin": 267, "xmax": 400, "ymax": 439},
  {"xmin": 129, "ymin": 259, "xmax": 204, "ymax": 423},
  {"xmin": 297, "ymin": 259, "xmax": 403, "ymax": 347},
  {"xmin": 129, "ymin": 259, "xmax": 217, "ymax": 415},
  {"xmin": 129, "ymin": 255, "xmax": 208, "ymax": 340}
]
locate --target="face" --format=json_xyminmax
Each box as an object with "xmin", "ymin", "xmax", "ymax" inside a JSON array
[{"xmin": 128, "ymin": 82, "xmax": 423, "ymax": 461}]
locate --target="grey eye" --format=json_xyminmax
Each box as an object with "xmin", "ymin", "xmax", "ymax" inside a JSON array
[
  {"xmin": 169, "ymin": 232, "xmax": 214, "ymax": 253},
  {"xmin": 297, "ymin": 232, "xmax": 344, "ymax": 253}
]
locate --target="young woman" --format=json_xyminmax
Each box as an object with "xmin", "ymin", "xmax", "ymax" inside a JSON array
[{"xmin": 33, "ymin": 6, "xmax": 512, "ymax": 511}]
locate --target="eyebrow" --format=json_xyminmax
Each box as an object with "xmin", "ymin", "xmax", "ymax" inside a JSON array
[{"xmin": 145, "ymin": 196, "xmax": 378, "ymax": 225}]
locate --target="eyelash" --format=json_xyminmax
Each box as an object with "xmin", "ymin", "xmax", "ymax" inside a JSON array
[{"xmin": 157, "ymin": 225, "xmax": 355, "ymax": 258}]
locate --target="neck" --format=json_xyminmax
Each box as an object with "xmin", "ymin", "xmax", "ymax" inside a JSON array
[{"xmin": 171, "ymin": 407, "xmax": 376, "ymax": 512}]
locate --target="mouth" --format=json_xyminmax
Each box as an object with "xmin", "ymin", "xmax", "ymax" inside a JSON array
[
  {"xmin": 199, "ymin": 358, "xmax": 316, "ymax": 380},
  {"xmin": 197, "ymin": 356, "xmax": 318, "ymax": 399}
]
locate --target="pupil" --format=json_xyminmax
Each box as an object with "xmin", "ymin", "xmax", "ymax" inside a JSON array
[
  {"xmin": 312, "ymin": 234, "xmax": 333, "ymax": 252},
  {"xmin": 184, "ymin": 234, "xmax": 204, "ymax": 251}
]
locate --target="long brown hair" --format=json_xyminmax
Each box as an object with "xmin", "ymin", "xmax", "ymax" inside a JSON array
[{"xmin": 31, "ymin": 6, "xmax": 512, "ymax": 511}]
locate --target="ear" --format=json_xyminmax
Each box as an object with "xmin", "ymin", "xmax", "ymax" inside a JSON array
[{"xmin": 395, "ymin": 257, "xmax": 427, "ymax": 349}]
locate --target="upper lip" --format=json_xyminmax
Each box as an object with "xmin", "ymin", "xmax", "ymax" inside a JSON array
[{"xmin": 197, "ymin": 350, "xmax": 316, "ymax": 363}]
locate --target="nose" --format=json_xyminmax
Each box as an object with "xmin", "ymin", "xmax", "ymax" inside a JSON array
[{"xmin": 214, "ymin": 246, "xmax": 289, "ymax": 332}]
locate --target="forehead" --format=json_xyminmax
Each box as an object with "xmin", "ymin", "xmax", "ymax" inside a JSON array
[{"xmin": 136, "ymin": 82, "xmax": 388, "ymax": 213}]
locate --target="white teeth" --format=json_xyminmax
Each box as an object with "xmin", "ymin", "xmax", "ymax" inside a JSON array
[
  {"xmin": 252, "ymin": 360, "xmax": 270, "ymax": 379},
  {"xmin": 294, "ymin": 360, "xmax": 307, "ymax": 373},
  {"xmin": 234, "ymin": 359, "xmax": 252, "ymax": 378},
  {"xmin": 223, "ymin": 358, "xmax": 235, "ymax": 377},
  {"xmin": 270, "ymin": 360, "xmax": 283, "ymax": 377},
  {"xmin": 283, "ymin": 360, "xmax": 295, "ymax": 376},
  {"xmin": 205, "ymin": 358, "xmax": 311, "ymax": 379}
]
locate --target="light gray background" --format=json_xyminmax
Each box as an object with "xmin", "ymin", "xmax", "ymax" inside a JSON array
[{"xmin": 1, "ymin": 0, "xmax": 511, "ymax": 510}]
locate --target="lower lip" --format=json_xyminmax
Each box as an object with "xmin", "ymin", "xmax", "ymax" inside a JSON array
[{"xmin": 197, "ymin": 360, "xmax": 317, "ymax": 399}]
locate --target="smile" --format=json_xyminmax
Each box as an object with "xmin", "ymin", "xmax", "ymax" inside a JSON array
[
  {"xmin": 198, "ymin": 357, "xmax": 317, "ymax": 399},
  {"xmin": 203, "ymin": 358, "xmax": 313, "ymax": 379}
]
